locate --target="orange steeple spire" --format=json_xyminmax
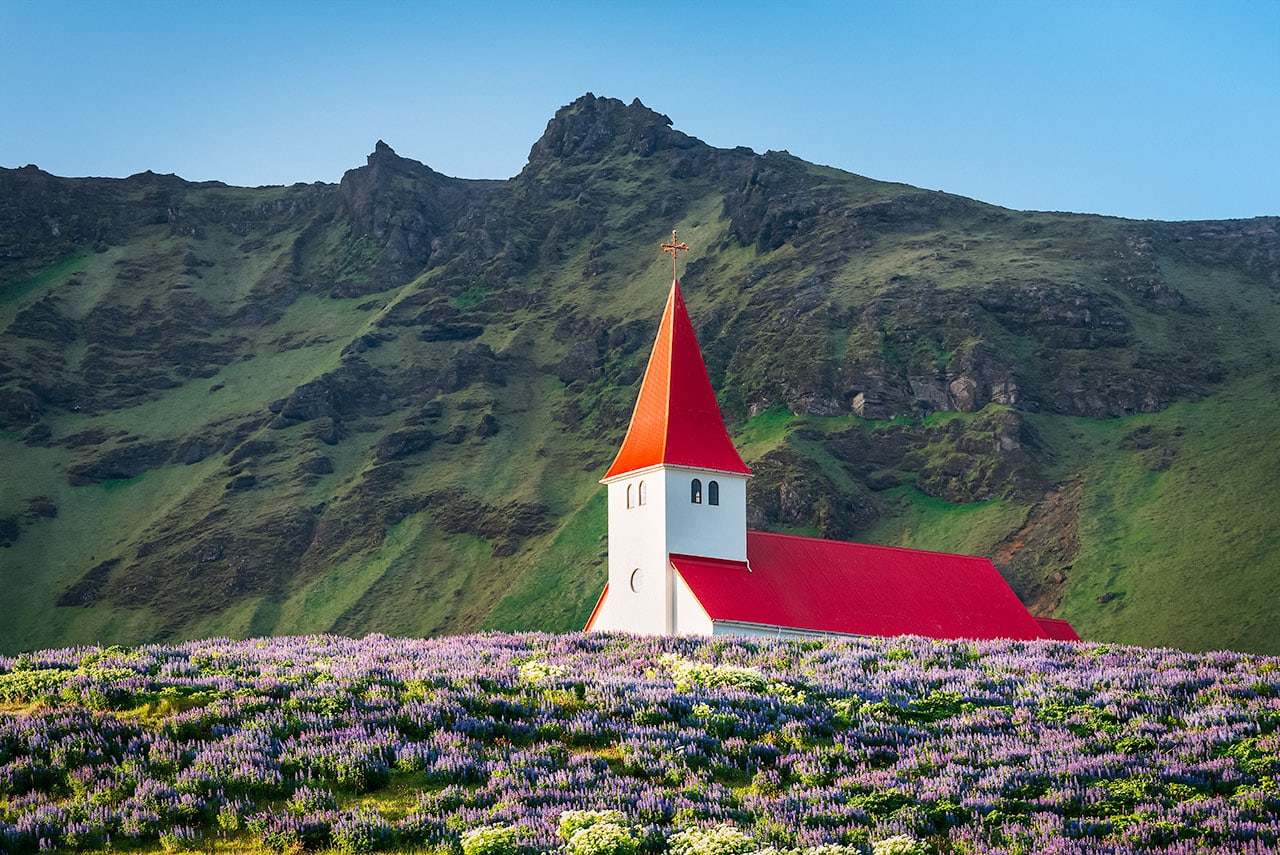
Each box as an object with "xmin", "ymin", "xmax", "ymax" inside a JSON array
[{"xmin": 602, "ymin": 276, "xmax": 752, "ymax": 480}]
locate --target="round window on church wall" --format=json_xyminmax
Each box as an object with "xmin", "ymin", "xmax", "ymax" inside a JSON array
[{"xmin": 629, "ymin": 568, "xmax": 644, "ymax": 593}]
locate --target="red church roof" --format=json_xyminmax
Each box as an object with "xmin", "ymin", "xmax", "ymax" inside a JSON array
[
  {"xmin": 603, "ymin": 280, "xmax": 751, "ymax": 481},
  {"xmin": 670, "ymin": 531, "xmax": 1055, "ymax": 640},
  {"xmin": 1035, "ymin": 617, "xmax": 1082, "ymax": 641}
]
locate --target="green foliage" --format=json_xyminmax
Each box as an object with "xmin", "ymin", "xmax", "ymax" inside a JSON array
[
  {"xmin": 1225, "ymin": 736, "xmax": 1280, "ymax": 776},
  {"xmin": 216, "ymin": 802, "xmax": 243, "ymax": 832},
  {"xmin": 846, "ymin": 789, "xmax": 913, "ymax": 818},
  {"xmin": 1037, "ymin": 700, "xmax": 1120, "ymax": 737},
  {"xmin": 157, "ymin": 827, "xmax": 204, "ymax": 852},
  {"xmin": 1114, "ymin": 734, "xmax": 1158, "ymax": 754},
  {"xmin": 332, "ymin": 810, "xmax": 393, "ymax": 854},
  {"xmin": 288, "ymin": 785, "xmax": 338, "ymax": 814},
  {"xmin": 0, "ymin": 667, "xmax": 71, "ymax": 705},
  {"xmin": 452, "ymin": 286, "xmax": 487, "ymax": 309},
  {"xmin": 861, "ymin": 690, "xmax": 973, "ymax": 724}
]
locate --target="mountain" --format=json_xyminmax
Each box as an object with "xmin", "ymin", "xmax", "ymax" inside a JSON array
[{"xmin": 2, "ymin": 94, "xmax": 1277, "ymax": 654}]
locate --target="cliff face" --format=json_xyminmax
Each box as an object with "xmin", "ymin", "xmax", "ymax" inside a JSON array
[{"xmin": 2, "ymin": 93, "xmax": 1278, "ymax": 653}]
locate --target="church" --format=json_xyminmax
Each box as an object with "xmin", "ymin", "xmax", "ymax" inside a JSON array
[{"xmin": 585, "ymin": 236, "xmax": 1079, "ymax": 642}]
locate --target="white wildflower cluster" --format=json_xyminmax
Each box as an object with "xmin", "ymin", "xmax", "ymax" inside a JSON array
[
  {"xmin": 657, "ymin": 823, "xmax": 929, "ymax": 855},
  {"xmin": 661, "ymin": 655, "xmax": 769, "ymax": 693},
  {"xmin": 666, "ymin": 824, "xmax": 758, "ymax": 855},
  {"xmin": 517, "ymin": 657, "xmax": 566, "ymax": 685},
  {"xmin": 871, "ymin": 835, "xmax": 931, "ymax": 855},
  {"xmin": 557, "ymin": 810, "xmax": 638, "ymax": 855},
  {"xmin": 461, "ymin": 824, "xmax": 521, "ymax": 855}
]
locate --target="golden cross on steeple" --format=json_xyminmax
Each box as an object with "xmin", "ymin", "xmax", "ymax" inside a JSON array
[{"xmin": 660, "ymin": 229, "xmax": 690, "ymax": 279}]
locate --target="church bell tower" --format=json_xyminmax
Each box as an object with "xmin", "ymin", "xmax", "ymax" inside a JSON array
[{"xmin": 587, "ymin": 233, "xmax": 751, "ymax": 635}]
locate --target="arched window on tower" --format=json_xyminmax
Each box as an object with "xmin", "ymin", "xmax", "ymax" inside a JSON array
[
  {"xmin": 708, "ymin": 480, "xmax": 720, "ymax": 506},
  {"xmin": 691, "ymin": 478, "xmax": 702, "ymax": 504},
  {"xmin": 626, "ymin": 484, "xmax": 634, "ymax": 509},
  {"xmin": 638, "ymin": 481, "xmax": 648, "ymax": 506}
]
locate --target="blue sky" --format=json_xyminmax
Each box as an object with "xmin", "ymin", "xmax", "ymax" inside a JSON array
[{"xmin": 2, "ymin": 0, "xmax": 1276, "ymax": 221}]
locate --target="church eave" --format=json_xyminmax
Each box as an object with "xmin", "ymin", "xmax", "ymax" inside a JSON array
[{"xmin": 600, "ymin": 462, "xmax": 755, "ymax": 484}]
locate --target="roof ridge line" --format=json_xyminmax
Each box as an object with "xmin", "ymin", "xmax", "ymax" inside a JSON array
[{"xmin": 746, "ymin": 529, "xmax": 989, "ymax": 562}]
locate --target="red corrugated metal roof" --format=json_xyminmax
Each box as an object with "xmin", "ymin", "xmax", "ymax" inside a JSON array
[
  {"xmin": 603, "ymin": 280, "xmax": 751, "ymax": 480},
  {"xmin": 1035, "ymin": 617, "xmax": 1082, "ymax": 641},
  {"xmin": 670, "ymin": 531, "xmax": 1054, "ymax": 640}
]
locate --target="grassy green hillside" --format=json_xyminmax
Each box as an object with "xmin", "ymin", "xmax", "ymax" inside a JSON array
[{"xmin": 1, "ymin": 94, "xmax": 1277, "ymax": 653}]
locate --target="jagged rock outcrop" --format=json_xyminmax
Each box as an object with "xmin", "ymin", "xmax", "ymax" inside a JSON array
[
  {"xmin": 525, "ymin": 94, "xmax": 697, "ymax": 165},
  {"xmin": 268, "ymin": 357, "xmax": 395, "ymax": 427}
]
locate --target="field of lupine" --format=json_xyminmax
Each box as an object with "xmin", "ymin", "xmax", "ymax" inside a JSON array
[{"xmin": 1, "ymin": 633, "xmax": 1278, "ymax": 855}]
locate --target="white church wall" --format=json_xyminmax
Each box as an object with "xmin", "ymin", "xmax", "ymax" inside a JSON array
[
  {"xmin": 601, "ymin": 470, "xmax": 672, "ymax": 634},
  {"xmin": 672, "ymin": 572, "xmax": 714, "ymax": 636},
  {"xmin": 664, "ymin": 469, "xmax": 747, "ymax": 562}
]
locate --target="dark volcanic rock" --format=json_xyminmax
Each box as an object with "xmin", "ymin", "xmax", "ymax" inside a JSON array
[
  {"xmin": 269, "ymin": 357, "xmax": 394, "ymax": 426},
  {"xmin": 475, "ymin": 413, "xmax": 500, "ymax": 437},
  {"xmin": 525, "ymin": 94, "xmax": 695, "ymax": 165},
  {"xmin": 67, "ymin": 439, "xmax": 176, "ymax": 485},
  {"xmin": 173, "ymin": 435, "xmax": 220, "ymax": 465},
  {"xmin": 0, "ymin": 517, "xmax": 18, "ymax": 547},
  {"xmin": 8, "ymin": 294, "xmax": 77, "ymax": 343},
  {"xmin": 438, "ymin": 343, "xmax": 505, "ymax": 392},
  {"xmin": 299, "ymin": 455, "xmax": 334, "ymax": 475},
  {"xmin": 979, "ymin": 280, "xmax": 1131, "ymax": 349},
  {"xmin": 21, "ymin": 423, "xmax": 52, "ymax": 446},
  {"xmin": 556, "ymin": 341, "xmax": 602, "ymax": 383},
  {"xmin": 747, "ymin": 448, "xmax": 875, "ymax": 539},
  {"xmin": 376, "ymin": 428, "xmax": 434, "ymax": 462},
  {"xmin": 0, "ymin": 386, "xmax": 41, "ymax": 430},
  {"xmin": 312, "ymin": 418, "xmax": 342, "ymax": 446},
  {"xmin": 723, "ymin": 152, "xmax": 829, "ymax": 252},
  {"xmin": 109, "ymin": 508, "xmax": 321, "ymax": 614},
  {"xmin": 343, "ymin": 331, "xmax": 391, "ymax": 354},
  {"xmin": 225, "ymin": 473, "xmax": 258, "ymax": 491},
  {"xmin": 338, "ymin": 140, "xmax": 503, "ymax": 278},
  {"xmin": 227, "ymin": 439, "xmax": 278, "ymax": 465},
  {"xmin": 26, "ymin": 496, "xmax": 57, "ymax": 519},
  {"xmin": 823, "ymin": 407, "xmax": 1043, "ymax": 504},
  {"xmin": 420, "ymin": 323, "xmax": 484, "ymax": 342},
  {"xmin": 56, "ymin": 558, "xmax": 120, "ymax": 606},
  {"xmin": 428, "ymin": 488, "xmax": 552, "ymax": 557}
]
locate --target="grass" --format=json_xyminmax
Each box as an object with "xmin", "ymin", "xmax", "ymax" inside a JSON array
[
  {"xmin": 0, "ymin": 251, "xmax": 88, "ymax": 313},
  {"xmin": 860, "ymin": 487, "xmax": 1030, "ymax": 559},
  {"xmin": 0, "ymin": 443, "xmax": 225, "ymax": 649},
  {"xmin": 274, "ymin": 514, "xmax": 456, "ymax": 635},
  {"xmin": 486, "ymin": 491, "xmax": 608, "ymax": 633},
  {"xmin": 1048, "ymin": 373, "xmax": 1280, "ymax": 653},
  {"xmin": 734, "ymin": 405, "xmax": 797, "ymax": 458}
]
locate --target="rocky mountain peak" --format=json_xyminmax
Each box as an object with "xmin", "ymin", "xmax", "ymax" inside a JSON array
[
  {"xmin": 525, "ymin": 93, "xmax": 695, "ymax": 166},
  {"xmin": 368, "ymin": 140, "xmax": 404, "ymax": 167},
  {"xmin": 355, "ymin": 140, "xmax": 437, "ymax": 178}
]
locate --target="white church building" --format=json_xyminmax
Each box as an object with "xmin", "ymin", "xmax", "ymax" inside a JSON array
[{"xmin": 585, "ymin": 261, "xmax": 1078, "ymax": 642}]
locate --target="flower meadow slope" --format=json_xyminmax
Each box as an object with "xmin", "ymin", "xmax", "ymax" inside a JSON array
[{"xmin": 1, "ymin": 633, "xmax": 1278, "ymax": 855}]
